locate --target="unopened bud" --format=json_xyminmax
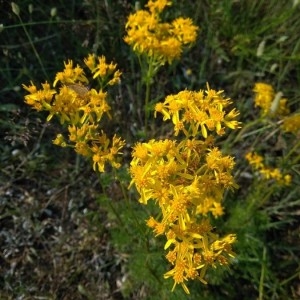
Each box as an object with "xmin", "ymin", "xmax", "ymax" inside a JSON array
[
  {"xmin": 11, "ymin": 2, "xmax": 20, "ymax": 16},
  {"xmin": 50, "ymin": 7, "xmax": 57, "ymax": 17},
  {"xmin": 28, "ymin": 4, "xmax": 33, "ymax": 14}
]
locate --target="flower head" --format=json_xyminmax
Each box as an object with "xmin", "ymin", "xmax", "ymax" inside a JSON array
[
  {"xmin": 281, "ymin": 113, "xmax": 300, "ymax": 135},
  {"xmin": 253, "ymin": 83, "xmax": 290, "ymax": 117},
  {"xmin": 23, "ymin": 54, "xmax": 124, "ymax": 173},
  {"xmin": 245, "ymin": 151, "xmax": 292, "ymax": 186},
  {"xmin": 53, "ymin": 60, "xmax": 88, "ymax": 86},
  {"xmin": 146, "ymin": 0, "xmax": 172, "ymax": 14},
  {"xmin": 124, "ymin": 0, "xmax": 198, "ymax": 65},
  {"xmin": 155, "ymin": 85, "xmax": 241, "ymax": 138}
]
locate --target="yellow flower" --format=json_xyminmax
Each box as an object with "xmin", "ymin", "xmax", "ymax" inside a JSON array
[
  {"xmin": 245, "ymin": 152, "xmax": 264, "ymax": 169},
  {"xmin": 84, "ymin": 53, "xmax": 96, "ymax": 71},
  {"xmin": 277, "ymin": 98, "xmax": 290, "ymax": 116},
  {"xmin": 52, "ymin": 134, "xmax": 66, "ymax": 147},
  {"xmin": 53, "ymin": 60, "xmax": 88, "ymax": 86},
  {"xmin": 253, "ymin": 83, "xmax": 290, "ymax": 117},
  {"xmin": 171, "ymin": 17, "xmax": 198, "ymax": 45},
  {"xmin": 129, "ymin": 84, "xmax": 240, "ymax": 293},
  {"xmin": 146, "ymin": 0, "xmax": 172, "ymax": 14},
  {"xmin": 47, "ymin": 85, "xmax": 81, "ymax": 124},
  {"xmin": 253, "ymin": 82, "xmax": 274, "ymax": 115},
  {"xmin": 23, "ymin": 82, "xmax": 56, "ymax": 111},
  {"xmin": 108, "ymin": 70, "xmax": 122, "ymax": 86},
  {"xmin": 211, "ymin": 202, "xmax": 224, "ymax": 218},
  {"xmin": 281, "ymin": 113, "xmax": 300, "ymax": 135},
  {"xmin": 163, "ymin": 228, "xmax": 236, "ymax": 294},
  {"xmin": 124, "ymin": 0, "xmax": 198, "ymax": 65},
  {"xmin": 155, "ymin": 86, "xmax": 241, "ymax": 138},
  {"xmin": 246, "ymin": 151, "xmax": 292, "ymax": 186},
  {"xmin": 159, "ymin": 37, "xmax": 182, "ymax": 63},
  {"xmin": 23, "ymin": 54, "xmax": 124, "ymax": 173},
  {"xmin": 91, "ymin": 133, "xmax": 125, "ymax": 173},
  {"xmin": 80, "ymin": 89, "xmax": 111, "ymax": 123},
  {"xmin": 22, "ymin": 81, "xmax": 37, "ymax": 94},
  {"xmin": 283, "ymin": 174, "xmax": 292, "ymax": 185},
  {"xmin": 75, "ymin": 141, "xmax": 90, "ymax": 157}
]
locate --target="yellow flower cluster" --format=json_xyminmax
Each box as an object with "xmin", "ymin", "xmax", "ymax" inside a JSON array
[
  {"xmin": 253, "ymin": 82, "xmax": 290, "ymax": 117},
  {"xmin": 124, "ymin": 0, "xmax": 198, "ymax": 65},
  {"xmin": 84, "ymin": 54, "xmax": 122, "ymax": 87},
  {"xmin": 155, "ymin": 84, "xmax": 241, "ymax": 137},
  {"xmin": 130, "ymin": 85, "xmax": 240, "ymax": 293},
  {"xmin": 23, "ymin": 54, "xmax": 125, "ymax": 172},
  {"xmin": 281, "ymin": 113, "xmax": 300, "ymax": 135},
  {"xmin": 245, "ymin": 152, "xmax": 291, "ymax": 186}
]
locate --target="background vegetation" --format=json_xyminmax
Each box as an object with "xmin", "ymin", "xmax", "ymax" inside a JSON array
[{"xmin": 1, "ymin": 0, "xmax": 300, "ymax": 299}]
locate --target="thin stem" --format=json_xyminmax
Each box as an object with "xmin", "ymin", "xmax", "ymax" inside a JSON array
[
  {"xmin": 136, "ymin": 54, "xmax": 145, "ymax": 126},
  {"xmin": 144, "ymin": 70, "xmax": 151, "ymax": 135},
  {"xmin": 233, "ymin": 118, "xmax": 266, "ymax": 144},
  {"xmin": 16, "ymin": 14, "xmax": 49, "ymax": 80},
  {"xmin": 258, "ymin": 247, "xmax": 267, "ymax": 300},
  {"xmin": 285, "ymin": 139, "xmax": 300, "ymax": 163},
  {"xmin": 4, "ymin": 19, "xmax": 98, "ymax": 30}
]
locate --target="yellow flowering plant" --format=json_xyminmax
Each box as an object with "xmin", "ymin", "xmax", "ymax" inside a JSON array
[
  {"xmin": 23, "ymin": 54, "xmax": 125, "ymax": 173},
  {"xmin": 239, "ymin": 82, "xmax": 299, "ymax": 210},
  {"xmin": 124, "ymin": 0, "xmax": 198, "ymax": 129},
  {"xmin": 24, "ymin": 62, "xmax": 241, "ymax": 294},
  {"xmin": 245, "ymin": 152, "xmax": 291, "ymax": 186},
  {"xmin": 8, "ymin": 0, "xmax": 299, "ymax": 298},
  {"xmin": 130, "ymin": 84, "xmax": 241, "ymax": 293},
  {"xmin": 281, "ymin": 113, "xmax": 300, "ymax": 135},
  {"xmin": 22, "ymin": 2, "xmax": 242, "ymax": 296},
  {"xmin": 253, "ymin": 82, "xmax": 290, "ymax": 117}
]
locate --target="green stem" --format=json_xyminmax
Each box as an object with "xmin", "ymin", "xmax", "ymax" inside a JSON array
[
  {"xmin": 144, "ymin": 71, "xmax": 151, "ymax": 135},
  {"xmin": 258, "ymin": 247, "xmax": 266, "ymax": 300},
  {"xmin": 280, "ymin": 269, "xmax": 300, "ymax": 286},
  {"xmin": 5, "ymin": 19, "xmax": 99, "ymax": 30},
  {"xmin": 139, "ymin": 54, "xmax": 159, "ymax": 137},
  {"xmin": 143, "ymin": 57, "xmax": 154, "ymax": 136},
  {"xmin": 233, "ymin": 118, "xmax": 267, "ymax": 144},
  {"xmin": 285, "ymin": 139, "xmax": 300, "ymax": 163},
  {"xmin": 16, "ymin": 14, "xmax": 48, "ymax": 80}
]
